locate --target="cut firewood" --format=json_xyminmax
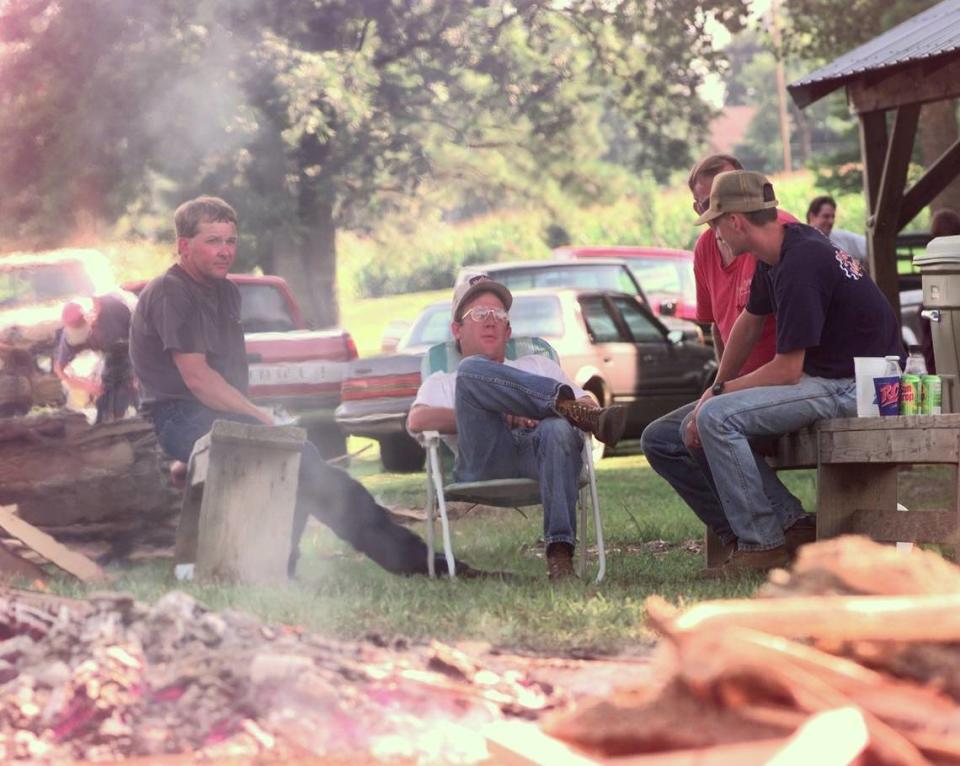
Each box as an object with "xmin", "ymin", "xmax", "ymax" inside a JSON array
[
  {"xmin": 763, "ymin": 535, "xmax": 960, "ymax": 597},
  {"xmin": 0, "ymin": 539, "xmax": 46, "ymax": 582},
  {"xmin": 0, "ymin": 505, "xmax": 105, "ymax": 582},
  {"xmin": 0, "ymin": 411, "xmax": 180, "ymax": 560},
  {"xmin": 646, "ymin": 593, "xmax": 960, "ymax": 644}
]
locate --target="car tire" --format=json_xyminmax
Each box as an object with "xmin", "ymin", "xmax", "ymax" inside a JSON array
[
  {"xmin": 379, "ymin": 433, "xmax": 426, "ymax": 473},
  {"xmin": 306, "ymin": 425, "xmax": 349, "ymax": 465}
]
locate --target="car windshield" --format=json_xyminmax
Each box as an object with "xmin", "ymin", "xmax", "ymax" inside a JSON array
[
  {"xmin": 0, "ymin": 261, "xmax": 96, "ymax": 308},
  {"xmin": 401, "ymin": 295, "xmax": 564, "ymax": 349},
  {"xmin": 484, "ymin": 265, "xmax": 639, "ymax": 296},
  {"xmin": 236, "ymin": 284, "xmax": 296, "ymax": 332},
  {"xmin": 626, "ymin": 257, "xmax": 696, "ymax": 304}
]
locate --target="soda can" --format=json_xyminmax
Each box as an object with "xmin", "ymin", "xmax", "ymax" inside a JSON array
[
  {"xmin": 900, "ymin": 374, "xmax": 921, "ymax": 416},
  {"xmin": 921, "ymin": 374, "xmax": 942, "ymax": 415}
]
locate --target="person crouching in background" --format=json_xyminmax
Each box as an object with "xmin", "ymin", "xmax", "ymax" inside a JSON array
[{"xmin": 55, "ymin": 293, "xmax": 138, "ymax": 423}]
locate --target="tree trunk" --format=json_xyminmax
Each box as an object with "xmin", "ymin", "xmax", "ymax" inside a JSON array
[
  {"xmin": 792, "ymin": 105, "xmax": 813, "ymax": 166},
  {"xmin": 919, "ymin": 100, "xmax": 960, "ymax": 214},
  {"xmin": 304, "ymin": 199, "xmax": 340, "ymax": 329},
  {"xmin": 269, "ymin": 205, "xmax": 339, "ymax": 329}
]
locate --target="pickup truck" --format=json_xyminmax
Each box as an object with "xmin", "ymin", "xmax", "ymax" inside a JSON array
[{"xmin": 125, "ymin": 273, "xmax": 357, "ymax": 458}]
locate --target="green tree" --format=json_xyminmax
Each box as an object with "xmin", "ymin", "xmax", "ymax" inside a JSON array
[{"xmin": 0, "ymin": 0, "xmax": 748, "ymax": 324}]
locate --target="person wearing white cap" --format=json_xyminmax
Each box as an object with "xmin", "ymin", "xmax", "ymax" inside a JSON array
[
  {"xmin": 408, "ymin": 274, "xmax": 626, "ymax": 580},
  {"xmin": 685, "ymin": 170, "xmax": 902, "ymax": 576},
  {"xmin": 55, "ymin": 293, "xmax": 138, "ymax": 423}
]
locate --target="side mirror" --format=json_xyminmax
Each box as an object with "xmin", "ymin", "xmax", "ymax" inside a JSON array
[
  {"xmin": 667, "ymin": 327, "xmax": 702, "ymax": 346},
  {"xmin": 658, "ymin": 300, "xmax": 677, "ymax": 317}
]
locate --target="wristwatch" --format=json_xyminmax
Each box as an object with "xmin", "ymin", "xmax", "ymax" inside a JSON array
[{"xmin": 711, "ymin": 380, "xmax": 725, "ymax": 396}]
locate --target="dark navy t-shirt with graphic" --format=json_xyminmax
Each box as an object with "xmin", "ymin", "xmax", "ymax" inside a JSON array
[{"xmin": 746, "ymin": 223, "xmax": 902, "ymax": 379}]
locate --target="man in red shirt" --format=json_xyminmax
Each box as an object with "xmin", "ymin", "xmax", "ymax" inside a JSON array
[{"xmin": 640, "ymin": 154, "xmax": 809, "ymax": 563}]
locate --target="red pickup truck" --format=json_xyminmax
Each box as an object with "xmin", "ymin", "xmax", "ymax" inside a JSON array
[{"xmin": 125, "ymin": 274, "xmax": 357, "ymax": 457}]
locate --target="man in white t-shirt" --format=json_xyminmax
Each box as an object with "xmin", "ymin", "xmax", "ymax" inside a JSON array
[
  {"xmin": 806, "ymin": 195, "xmax": 868, "ymax": 266},
  {"xmin": 407, "ymin": 275, "xmax": 626, "ymax": 579}
]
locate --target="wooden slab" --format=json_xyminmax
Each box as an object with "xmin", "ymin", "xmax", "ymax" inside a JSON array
[
  {"xmin": 819, "ymin": 428, "xmax": 960, "ymax": 464},
  {"xmin": 0, "ymin": 505, "xmax": 104, "ymax": 582},
  {"xmin": 194, "ymin": 421, "xmax": 306, "ymax": 584}
]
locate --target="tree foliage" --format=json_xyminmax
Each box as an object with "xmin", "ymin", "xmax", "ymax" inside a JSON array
[{"xmin": 0, "ymin": 0, "xmax": 748, "ymax": 322}]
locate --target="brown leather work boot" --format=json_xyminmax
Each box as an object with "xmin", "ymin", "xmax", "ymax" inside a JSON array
[
  {"xmin": 555, "ymin": 399, "xmax": 627, "ymax": 446},
  {"xmin": 702, "ymin": 545, "xmax": 790, "ymax": 579},
  {"xmin": 784, "ymin": 515, "xmax": 816, "ymax": 557},
  {"xmin": 546, "ymin": 542, "xmax": 576, "ymax": 580}
]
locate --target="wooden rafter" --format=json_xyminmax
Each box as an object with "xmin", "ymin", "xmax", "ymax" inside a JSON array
[{"xmin": 898, "ymin": 135, "xmax": 960, "ymax": 229}]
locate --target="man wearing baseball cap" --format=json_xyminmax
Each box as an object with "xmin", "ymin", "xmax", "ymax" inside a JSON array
[
  {"xmin": 683, "ymin": 170, "xmax": 901, "ymax": 575},
  {"xmin": 55, "ymin": 293, "xmax": 139, "ymax": 423},
  {"xmin": 408, "ymin": 274, "xmax": 626, "ymax": 579}
]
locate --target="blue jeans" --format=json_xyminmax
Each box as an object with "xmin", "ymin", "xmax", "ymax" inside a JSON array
[
  {"xmin": 641, "ymin": 401, "xmax": 808, "ymax": 546},
  {"xmin": 696, "ymin": 375, "xmax": 856, "ymax": 550},
  {"xmin": 148, "ymin": 399, "xmax": 456, "ymax": 576},
  {"xmin": 454, "ymin": 356, "xmax": 583, "ymax": 548}
]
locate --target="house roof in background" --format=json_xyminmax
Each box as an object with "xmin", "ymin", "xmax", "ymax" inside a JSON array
[{"xmin": 707, "ymin": 105, "xmax": 756, "ymax": 155}]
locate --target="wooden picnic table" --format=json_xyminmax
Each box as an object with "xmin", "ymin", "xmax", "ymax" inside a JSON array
[{"xmin": 704, "ymin": 414, "xmax": 960, "ymax": 567}]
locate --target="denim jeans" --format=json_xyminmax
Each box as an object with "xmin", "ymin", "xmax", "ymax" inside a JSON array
[
  {"xmin": 148, "ymin": 399, "xmax": 455, "ymax": 576},
  {"xmin": 641, "ymin": 401, "xmax": 808, "ymax": 546},
  {"xmin": 454, "ymin": 356, "xmax": 583, "ymax": 547},
  {"xmin": 696, "ymin": 375, "xmax": 856, "ymax": 550}
]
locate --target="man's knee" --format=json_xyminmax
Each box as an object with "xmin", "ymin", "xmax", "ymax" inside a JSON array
[
  {"xmin": 641, "ymin": 415, "xmax": 682, "ymax": 460},
  {"xmin": 696, "ymin": 398, "xmax": 728, "ymax": 440},
  {"xmin": 458, "ymin": 354, "xmax": 493, "ymax": 378}
]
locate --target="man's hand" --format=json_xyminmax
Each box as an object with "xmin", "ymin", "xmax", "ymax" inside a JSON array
[
  {"xmin": 506, "ymin": 414, "xmax": 539, "ymax": 429},
  {"xmin": 684, "ymin": 388, "xmax": 715, "ymax": 450}
]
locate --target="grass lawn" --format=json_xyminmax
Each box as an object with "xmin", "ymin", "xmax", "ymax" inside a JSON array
[{"xmin": 52, "ymin": 438, "xmax": 821, "ymax": 656}]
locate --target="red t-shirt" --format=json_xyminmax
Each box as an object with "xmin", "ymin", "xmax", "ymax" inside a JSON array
[{"xmin": 693, "ymin": 209, "xmax": 798, "ymax": 375}]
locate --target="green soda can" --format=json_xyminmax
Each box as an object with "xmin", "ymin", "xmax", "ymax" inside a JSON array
[
  {"xmin": 921, "ymin": 374, "xmax": 942, "ymax": 415},
  {"xmin": 900, "ymin": 374, "xmax": 921, "ymax": 415}
]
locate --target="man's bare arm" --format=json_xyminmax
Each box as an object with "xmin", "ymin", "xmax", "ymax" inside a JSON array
[
  {"xmin": 407, "ymin": 404, "xmax": 457, "ymax": 434},
  {"xmin": 712, "ymin": 323, "xmax": 725, "ymax": 366},
  {"xmin": 713, "ymin": 311, "xmax": 765, "ymax": 384},
  {"xmin": 173, "ymin": 352, "xmax": 273, "ymax": 425}
]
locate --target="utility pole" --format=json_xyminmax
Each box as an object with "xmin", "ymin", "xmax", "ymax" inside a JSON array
[{"xmin": 769, "ymin": 0, "xmax": 793, "ymax": 172}]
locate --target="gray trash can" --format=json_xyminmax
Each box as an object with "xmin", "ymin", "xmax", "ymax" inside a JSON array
[{"xmin": 914, "ymin": 235, "xmax": 960, "ymax": 409}]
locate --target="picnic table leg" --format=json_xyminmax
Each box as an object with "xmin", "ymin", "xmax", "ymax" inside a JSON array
[
  {"xmin": 817, "ymin": 463, "xmax": 898, "ymax": 539},
  {"xmin": 704, "ymin": 527, "xmax": 728, "ymax": 568}
]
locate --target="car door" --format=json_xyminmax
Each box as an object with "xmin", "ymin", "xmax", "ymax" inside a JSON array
[
  {"xmin": 608, "ymin": 295, "xmax": 704, "ymax": 423},
  {"xmin": 577, "ymin": 295, "xmax": 639, "ymax": 408}
]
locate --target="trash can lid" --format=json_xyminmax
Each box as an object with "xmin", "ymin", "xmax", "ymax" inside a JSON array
[{"xmin": 914, "ymin": 235, "xmax": 960, "ymax": 267}]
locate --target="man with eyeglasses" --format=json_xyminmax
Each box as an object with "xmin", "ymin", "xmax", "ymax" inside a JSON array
[
  {"xmin": 407, "ymin": 276, "xmax": 626, "ymax": 579},
  {"xmin": 131, "ymin": 196, "xmax": 493, "ymax": 580},
  {"xmin": 684, "ymin": 171, "xmax": 900, "ymax": 575},
  {"xmin": 640, "ymin": 154, "xmax": 805, "ymax": 571}
]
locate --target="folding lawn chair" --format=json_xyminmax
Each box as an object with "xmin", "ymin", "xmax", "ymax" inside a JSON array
[{"xmin": 418, "ymin": 337, "xmax": 606, "ymax": 582}]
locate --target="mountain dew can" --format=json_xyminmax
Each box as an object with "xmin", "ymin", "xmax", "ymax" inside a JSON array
[
  {"xmin": 921, "ymin": 375, "xmax": 942, "ymax": 415},
  {"xmin": 900, "ymin": 374, "xmax": 920, "ymax": 416}
]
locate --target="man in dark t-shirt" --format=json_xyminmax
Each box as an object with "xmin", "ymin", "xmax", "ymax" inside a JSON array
[
  {"xmin": 130, "ymin": 196, "xmax": 491, "ymax": 579},
  {"xmin": 56, "ymin": 293, "xmax": 138, "ymax": 423},
  {"xmin": 683, "ymin": 171, "xmax": 902, "ymax": 575}
]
